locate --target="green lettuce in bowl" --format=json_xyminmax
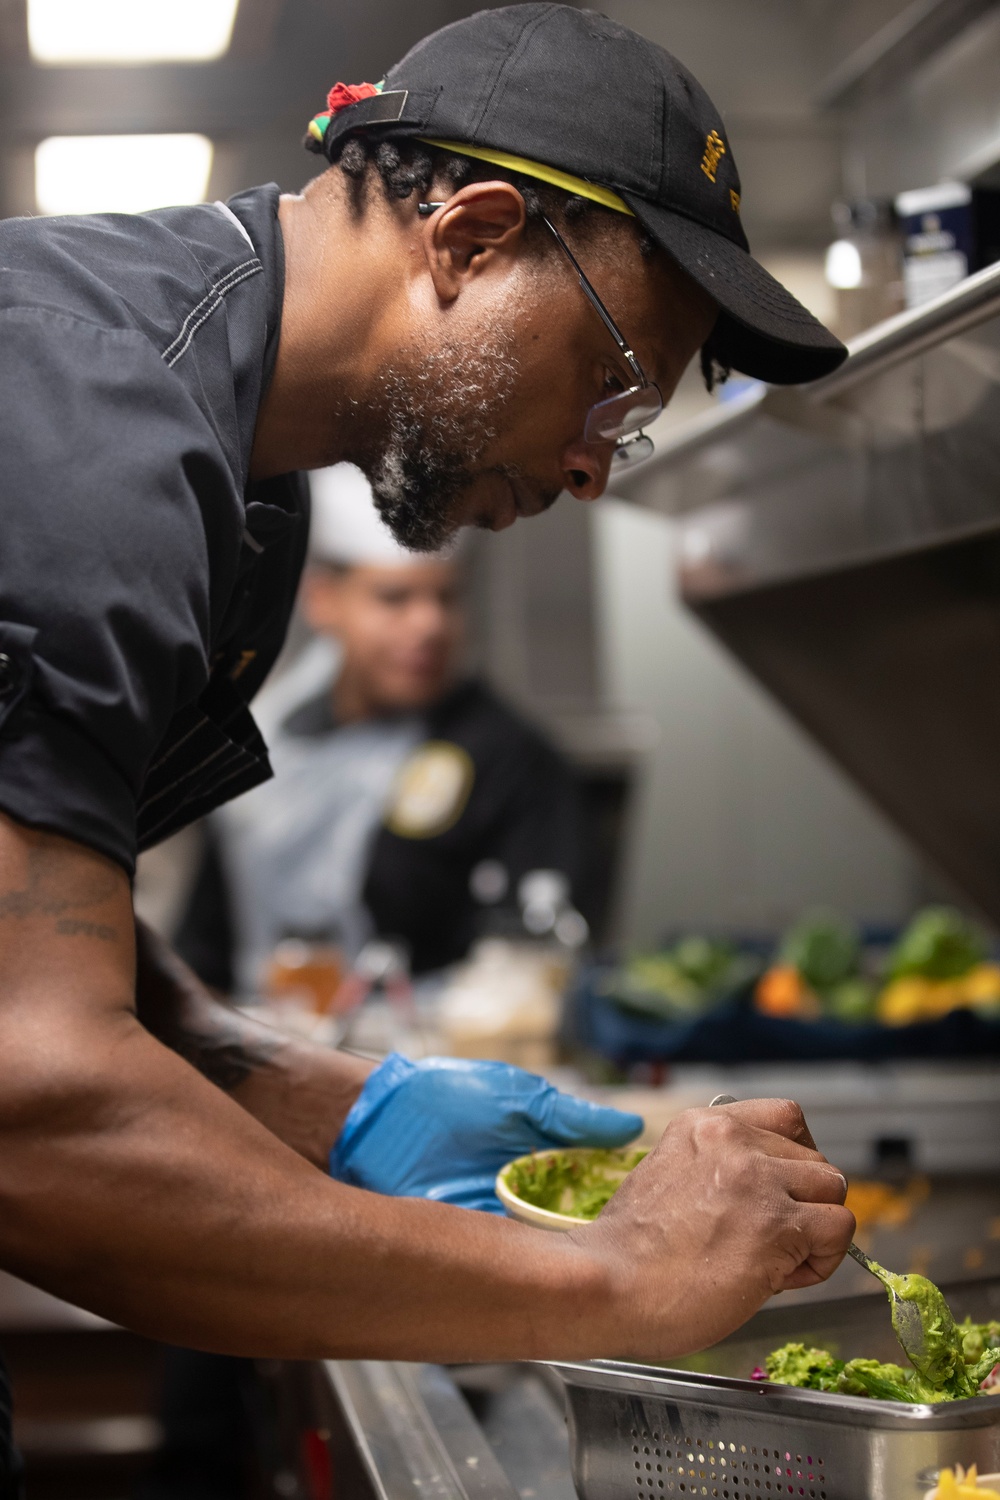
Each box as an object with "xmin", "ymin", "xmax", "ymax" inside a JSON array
[{"xmin": 496, "ymin": 1146, "xmax": 648, "ymax": 1230}]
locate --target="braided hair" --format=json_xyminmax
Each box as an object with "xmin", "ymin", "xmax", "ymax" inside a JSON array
[
  {"xmin": 335, "ymin": 135, "xmax": 651, "ymax": 245},
  {"xmin": 328, "ymin": 134, "xmax": 729, "ymax": 390}
]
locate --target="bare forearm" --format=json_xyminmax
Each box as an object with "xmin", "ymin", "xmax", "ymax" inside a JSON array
[
  {"xmin": 0, "ymin": 817, "xmax": 853, "ymax": 1370},
  {"xmin": 0, "ymin": 1014, "xmax": 606, "ymax": 1361},
  {"xmin": 134, "ymin": 920, "xmax": 373, "ymax": 1166},
  {"xmin": 0, "ymin": 851, "xmax": 604, "ymax": 1360}
]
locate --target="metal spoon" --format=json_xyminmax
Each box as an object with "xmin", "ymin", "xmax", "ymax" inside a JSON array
[
  {"xmin": 707, "ymin": 1094, "xmax": 932, "ymax": 1374},
  {"xmin": 845, "ymin": 1243, "xmax": 932, "ymax": 1373}
]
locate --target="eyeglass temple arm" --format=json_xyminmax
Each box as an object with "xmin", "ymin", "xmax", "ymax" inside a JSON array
[
  {"xmin": 418, "ymin": 202, "xmax": 645, "ymax": 387},
  {"xmin": 539, "ymin": 216, "xmax": 647, "ymax": 385}
]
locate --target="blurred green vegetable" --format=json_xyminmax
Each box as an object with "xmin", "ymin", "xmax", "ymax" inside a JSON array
[
  {"xmin": 822, "ymin": 977, "xmax": 879, "ymax": 1023},
  {"xmin": 762, "ymin": 911, "xmax": 881, "ymax": 1022},
  {"xmin": 887, "ymin": 907, "xmax": 987, "ymax": 982},
  {"xmin": 606, "ymin": 938, "xmax": 760, "ymax": 1022},
  {"xmin": 672, "ymin": 936, "xmax": 737, "ymax": 988},
  {"xmin": 779, "ymin": 911, "xmax": 860, "ymax": 991}
]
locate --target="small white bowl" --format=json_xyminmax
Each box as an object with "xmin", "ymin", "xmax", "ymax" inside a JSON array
[{"xmin": 495, "ymin": 1146, "xmax": 646, "ymax": 1232}]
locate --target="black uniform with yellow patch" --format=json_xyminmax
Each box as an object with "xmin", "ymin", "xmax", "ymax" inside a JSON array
[
  {"xmin": 366, "ymin": 678, "xmax": 582, "ymax": 972},
  {"xmin": 177, "ymin": 677, "xmax": 583, "ymax": 981}
]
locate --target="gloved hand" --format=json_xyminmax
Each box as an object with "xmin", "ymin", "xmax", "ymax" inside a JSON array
[{"xmin": 329, "ymin": 1053, "xmax": 644, "ymax": 1212}]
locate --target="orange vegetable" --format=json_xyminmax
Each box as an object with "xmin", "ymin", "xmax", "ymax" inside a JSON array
[
  {"xmin": 845, "ymin": 1175, "xmax": 929, "ymax": 1234},
  {"xmin": 755, "ymin": 966, "xmax": 821, "ymax": 1018}
]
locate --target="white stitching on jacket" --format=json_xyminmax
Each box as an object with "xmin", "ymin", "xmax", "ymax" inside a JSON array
[
  {"xmin": 161, "ymin": 259, "xmax": 263, "ymax": 367},
  {"xmin": 145, "ymin": 714, "xmax": 211, "ymax": 776},
  {"xmin": 140, "ymin": 737, "xmax": 238, "ymax": 814},
  {"xmin": 140, "ymin": 749, "xmax": 260, "ymax": 843}
]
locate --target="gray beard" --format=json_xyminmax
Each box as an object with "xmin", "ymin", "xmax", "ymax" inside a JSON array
[{"xmin": 362, "ymin": 331, "xmax": 520, "ymax": 552}]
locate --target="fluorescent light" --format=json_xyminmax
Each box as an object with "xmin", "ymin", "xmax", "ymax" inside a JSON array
[
  {"xmin": 35, "ymin": 135, "xmax": 214, "ymax": 215},
  {"xmin": 824, "ymin": 239, "xmax": 863, "ymax": 290},
  {"xmin": 28, "ymin": 0, "xmax": 239, "ymax": 64}
]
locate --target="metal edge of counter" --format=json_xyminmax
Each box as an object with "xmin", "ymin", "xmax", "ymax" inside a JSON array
[{"xmin": 322, "ymin": 1360, "xmax": 520, "ymax": 1500}]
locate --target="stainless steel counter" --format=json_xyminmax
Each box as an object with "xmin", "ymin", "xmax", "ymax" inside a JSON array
[{"xmin": 319, "ymin": 1359, "xmax": 576, "ymax": 1500}]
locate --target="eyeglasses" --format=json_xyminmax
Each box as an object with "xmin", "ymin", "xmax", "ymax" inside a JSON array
[
  {"xmin": 418, "ymin": 203, "xmax": 661, "ymax": 471},
  {"xmin": 539, "ymin": 215, "xmax": 661, "ymax": 469}
]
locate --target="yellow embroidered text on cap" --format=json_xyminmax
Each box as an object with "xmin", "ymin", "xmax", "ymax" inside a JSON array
[{"xmin": 700, "ymin": 130, "xmax": 726, "ymax": 184}]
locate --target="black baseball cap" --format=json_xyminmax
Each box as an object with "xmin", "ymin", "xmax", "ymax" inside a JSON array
[{"xmin": 305, "ymin": 4, "xmax": 846, "ymax": 386}]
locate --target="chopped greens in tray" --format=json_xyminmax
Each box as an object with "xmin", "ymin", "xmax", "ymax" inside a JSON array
[
  {"xmin": 605, "ymin": 937, "xmax": 760, "ymax": 1022},
  {"xmin": 759, "ymin": 1312, "xmax": 1000, "ymax": 1404},
  {"xmin": 503, "ymin": 1147, "xmax": 647, "ymax": 1220}
]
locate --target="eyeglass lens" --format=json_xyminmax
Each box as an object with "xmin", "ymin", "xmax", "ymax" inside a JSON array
[
  {"xmin": 585, "ymin": 385, "xmax": 662, "ymax": 443},
  {"xmin": 610, "ymin": 434, "xmax": 655, "ymax": 469},
  {"xmin": 536, "ymin": 216, "xmax": 661, "ymax": 463}
]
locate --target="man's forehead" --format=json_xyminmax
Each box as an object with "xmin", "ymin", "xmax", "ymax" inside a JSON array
[{"xmin": 357, "ymin": 559, "xmax": 460, "ymax": 585}]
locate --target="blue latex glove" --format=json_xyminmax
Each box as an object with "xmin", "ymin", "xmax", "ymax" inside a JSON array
[{"xmin": 329, "ymin": 1053, "xmax": 644, "ymax": 1213}]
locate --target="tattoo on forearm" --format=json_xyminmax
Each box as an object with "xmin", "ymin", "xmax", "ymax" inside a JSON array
[
  {"xmin": 169, "ymin": 1021, "xmax": 283, "ymax": 1092},
  {"xmin": 0, "ymin": 838, "xmax": 120, "ymax": 941},
  {"xmin": 55, "ymin": 918, "xmax": 117, "ymax": 941},
  {"xmin": 133, "ymin": 921, "xmax": 282, "ymax": 1092}
]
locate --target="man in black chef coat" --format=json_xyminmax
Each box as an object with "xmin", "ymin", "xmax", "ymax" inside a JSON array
[{"xmin": 0, "ymin": 8, "xmax": 853, "ymax": 1493}]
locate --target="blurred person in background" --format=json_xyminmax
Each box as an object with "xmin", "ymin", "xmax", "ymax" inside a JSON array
[{"xmin": 176, "ymin": 462, "xmax": 585, "ymax": 991}]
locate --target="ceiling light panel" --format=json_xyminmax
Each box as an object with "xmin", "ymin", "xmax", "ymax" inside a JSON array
[
  {"xmin": 35, "ymin": 135, "xmax": 214, "ymax": 216},
  {"xmin": 28, "ymin": 0, "xmax": 240, "ymax": 64}
]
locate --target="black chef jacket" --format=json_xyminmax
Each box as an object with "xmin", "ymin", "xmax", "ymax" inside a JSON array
[
  {"xmin": 0, "ymin": 182, "xmax": 305, "ymax": 1494},
  {"xmin": 0, "ymin": 185, "xmax": 307, "ymax": 875},
  {"xmin": 364, "ymin": 679, "xmax": 584, "ymax": 971}
]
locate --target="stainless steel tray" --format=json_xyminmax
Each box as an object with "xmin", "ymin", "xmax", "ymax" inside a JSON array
[{"xmin": 550, "ymin": 1277, "xmax": 1000, "ymax": 1500}]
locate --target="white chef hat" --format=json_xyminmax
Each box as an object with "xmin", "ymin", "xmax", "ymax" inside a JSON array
[{"xmin": 308, "ymin": 463, "xmax": 459, "ymax": 567}]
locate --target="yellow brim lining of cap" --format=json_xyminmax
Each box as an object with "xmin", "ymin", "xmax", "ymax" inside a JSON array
[{"xmin": 418, "ymin": 138, "xmax": 633, "ymax": 217}]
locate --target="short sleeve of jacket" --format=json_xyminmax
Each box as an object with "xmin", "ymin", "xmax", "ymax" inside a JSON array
[{"xmin": 0, "ymin": 307, "xmax": 244, "ymax": 872}]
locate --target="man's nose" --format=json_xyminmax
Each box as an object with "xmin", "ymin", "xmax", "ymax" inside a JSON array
[
  {"xmin": 410, "ymin": 600, "xmax": 449, "ymax": 635},
  {"xmin": 560, "ymin": 439, "xmax": 615, "ymax": 501}
]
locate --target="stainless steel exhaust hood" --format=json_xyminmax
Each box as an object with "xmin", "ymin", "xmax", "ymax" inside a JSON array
[{"xmin": 615, "ymin": 261, "xmax": 1000, "ymax": 925}]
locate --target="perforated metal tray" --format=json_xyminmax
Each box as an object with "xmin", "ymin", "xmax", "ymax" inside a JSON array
[{"xmin": 550, "ymin": 1277, "xmax": 1000, "ymax": 1500}]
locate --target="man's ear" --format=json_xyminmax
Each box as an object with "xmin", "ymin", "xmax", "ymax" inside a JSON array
[{"xmin": 420, "ymin": 180, "xmax": 527, "ymax": 302}]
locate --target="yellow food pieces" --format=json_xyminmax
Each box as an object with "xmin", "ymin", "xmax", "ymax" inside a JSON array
[
  {"xmin": 930, "ymin": 1465, "xmax": 1000, "ymax": 1498},
  {"xmin": 845, "ymin": 1175, "xmax": 929, "ymax": 1234},
  {"xmin": 877, "ymin": 977, "xmax": 945, "ymax": 1026},
  {"xmin": 960, "ymin": 963, "xmax": 1000, "ymax": 1003},
  {"xmin": 876, "ymin": 964, "xmax": 1000, "ymax": 1026},
  {"xmin": 754, "ymin": 966, "xmax": 821, "ymax": 1018}
]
